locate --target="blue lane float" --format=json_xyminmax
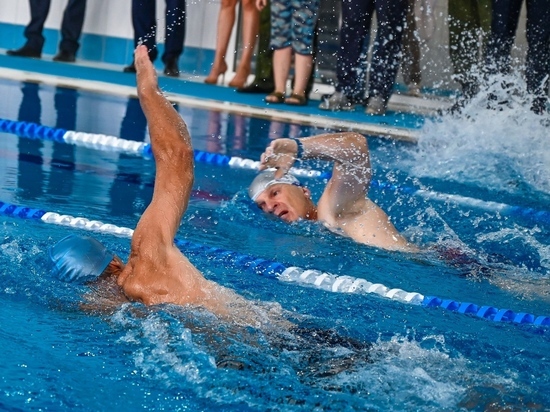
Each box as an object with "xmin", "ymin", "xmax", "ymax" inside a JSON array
[
  {"xmin": 1, "ymin": 199, "xmax": 549, "ymax": 329},
  {"xmin": 1, "ymin": 117, "xmax": 549, "ymax": 225}
]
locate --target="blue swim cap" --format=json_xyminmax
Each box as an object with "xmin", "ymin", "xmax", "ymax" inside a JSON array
[{"xmin": 49, "ymin": 235, "xmax": 114, "ymax": 284}]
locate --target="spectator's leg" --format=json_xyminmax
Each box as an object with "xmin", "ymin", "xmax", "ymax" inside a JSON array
[
  {"xmin": 162, "ymin": 0, "xmax": 186, "ymax": 63},
  {"xmin": 205, "ymin": 0, "xmax": 238, "ymax": 84},
  {"xmin": 266, "ymin": 0, "xmax": 292, "ymax": 101},
  {"xmin": 485, "ymin": 0, "xmax": 522, "ymax": 74},
  {"xmin": 366, "ymin": 0, "xmax": 407, "ymax": 112},
  {"xmin": 337, "ymin": 0, "xmax": 373, "ymax": 102},
  {"xmin": 287, "ymin": 0, "xmax": 319, "ymax": 102},
  {"xmin": 229, "ymin": 0, "xmax": 260, "ymax": 88},
  {"xmin": 525, "ymin": 0, "xmax": 550, "ymax": 114},
  {"xmin": 448, "ymin": 0, "xmax": 489, "ymax": 98},
  {"xmin": 24, "ymin": 0, "xmax": 52, "ymax": 53},
  {"xmin": 401, "ymin": 0, "xmax": 421, "ymax": 95},
  {"xmin": 132, "ymin": 0, "xmax": 159, "ymax": 62},
  {"xmin": 58, "ymin": 0, "xmax": 87, "ymax": 56},
  {"xmin": 237, "ymin": 1, "xmax": 275, "ymax": 93}
]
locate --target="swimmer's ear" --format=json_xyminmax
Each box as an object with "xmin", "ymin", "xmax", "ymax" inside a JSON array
[{"xmin": 302, "ymin": 187, "xmax": 311, "ymax": 198}]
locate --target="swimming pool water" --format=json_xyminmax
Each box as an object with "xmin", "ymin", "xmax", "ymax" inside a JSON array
[{"xmin": 0, "ymin": 77, "xmax": 549, "ymax": 411}]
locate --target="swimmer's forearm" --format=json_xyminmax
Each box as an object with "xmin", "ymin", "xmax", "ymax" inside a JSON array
[{"xmin": 299, "ymin": 132, "xmax": 369, "ymax": 165}]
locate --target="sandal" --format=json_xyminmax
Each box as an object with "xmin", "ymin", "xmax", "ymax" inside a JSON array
[
  {"xmin": 265, "ymin": 91, "xmax": 285, "ymax": 104},
  {"xmin": 285, "ymin": 93, "xmax": 307, "ymax": 106}
]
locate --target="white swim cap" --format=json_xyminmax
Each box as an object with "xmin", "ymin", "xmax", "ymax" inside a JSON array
[{"xmin": 248, "ymin": 169, "xmax": 301, "ymax": 201}]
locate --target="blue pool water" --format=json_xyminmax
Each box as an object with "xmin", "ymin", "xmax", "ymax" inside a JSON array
[{"xmin": 0, "ymin": 76, "xmax": 549, "ymax": 411}]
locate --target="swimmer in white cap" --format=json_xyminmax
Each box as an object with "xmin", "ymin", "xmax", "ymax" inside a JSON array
[{"xmin": 250, "ymin": 133, "xmax": 418, "ymax": 252}]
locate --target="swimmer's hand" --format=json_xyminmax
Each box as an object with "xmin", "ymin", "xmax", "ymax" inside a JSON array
[{"xmin": 259, "ymin": 138, "xmax": 299, "ymax": 179}]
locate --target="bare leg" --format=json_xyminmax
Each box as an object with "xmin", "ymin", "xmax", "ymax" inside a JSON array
[
  {"xmin": 287, "ymin": 53, "xmax": 312, "ymax": 102},
  {"xmin": 265, "ymin": 47, "xmax": 292, "ymax": 102},
  {"xmin": 205, "ymin": 0, "xmax": 238, "ymax": 84},
  {"xmin": 229, "ymin": 0, "xmax": 260, "ymax": 88}
]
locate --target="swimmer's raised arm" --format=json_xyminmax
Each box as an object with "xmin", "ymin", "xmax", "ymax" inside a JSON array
[
  {"xmin": 131, "ymin": 45, "xmax": 194, "ymax": 248},
  {"xmin": 260, "ymin": 132, "xmax": 372, "ymax": 215}
]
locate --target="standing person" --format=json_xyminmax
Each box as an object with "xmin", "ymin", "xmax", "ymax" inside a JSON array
[
  {"xmin": 257, "ymin": 0, "xmax": 320, "ymax": 106},
  {"xmin": 204, "ymin": 0, "xmax": 260, "ymax": 88},
  {"xmin": 6, "ymin": 0, "xmax": 87, "ymax": 62},
  {"xmin": 485, "ymin": 0, "xmax": 549, "ymax": 114},
  {"xmin": 447, "ymin": 0, "xmax": 491, "ymax": 113},
  {"xmin": 319, "ymin": 0, "xmax": 407, "ymax": 115},
  {"xmin": 122, "ymin": 0, "xmax": 186, "ymax": 78}
]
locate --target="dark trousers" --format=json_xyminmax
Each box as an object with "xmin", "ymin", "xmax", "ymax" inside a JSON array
[
  {"xmin": 487, "ymin": 0, "xmax": 550, "ymax": 97},
  {"xmin": 24, "ymin": 0, "xmax": 86, "ymax": 54},
  {"xmin": 131, "ymin": 0, "xmax": 186, "ymax": 63},
  {"xmin": 336, "ymin": 0, "xmax": 406, "ymax": 103}
]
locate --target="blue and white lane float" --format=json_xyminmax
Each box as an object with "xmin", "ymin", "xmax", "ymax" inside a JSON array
[
  {"xmin": 1, "ymin": 199, "xmax": 549, "ymax": 328},
  {"xmin": 2, "ymin": 117, "xmax": 549, "ymax": 225}
]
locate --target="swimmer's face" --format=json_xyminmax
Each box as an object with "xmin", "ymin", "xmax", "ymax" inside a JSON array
[{"xmin": 254, "ymin": 183, "xmax": 314, "ymax": 222}]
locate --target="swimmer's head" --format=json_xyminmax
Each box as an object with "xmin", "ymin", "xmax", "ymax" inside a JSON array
[
  {"xmin": 249, "ymin": 169, "xmax": 316, "ymax": 222},
  {"xmin": 49, "ymin": 235, "xmax": 115, "ymax": 284},
  {"xmin": 248, "ymin": 169, "xmax": 301, "ymax": 201}
]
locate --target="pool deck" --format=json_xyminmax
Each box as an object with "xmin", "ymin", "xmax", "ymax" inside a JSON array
[{"xmin": 0, "ymin": 51, "xmax": 453, "ymax": 143}]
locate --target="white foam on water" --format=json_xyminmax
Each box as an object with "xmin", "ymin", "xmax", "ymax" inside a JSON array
[{"xmin": 407, "ymin": 73, "xmax": 550, "ymax": 195}]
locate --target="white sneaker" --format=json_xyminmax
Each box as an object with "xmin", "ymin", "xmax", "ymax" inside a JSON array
[
  {"xmin": 319, "ymin": 91, "xmax": 355, "ymax": 111},
  {"xmin": 365, "ymin": 96, "xmax": 387, "ymax": 115}
]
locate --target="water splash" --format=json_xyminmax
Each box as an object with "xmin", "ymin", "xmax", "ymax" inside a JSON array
[{"xmin": 407, "ymin": 71, "xmax": 550, "ymax": 195}]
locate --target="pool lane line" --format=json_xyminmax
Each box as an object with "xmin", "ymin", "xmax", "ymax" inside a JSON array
[
  {"xmin": 1, "ymin": 199, "xmax": 549, "ymax": 328},
  {"xmin": 2, "ymin": 117, "xmax": 550, "ymax": 226},
  {"xmin": 0, "ymin": 67, "xmax": 419, "ymax": 142}
]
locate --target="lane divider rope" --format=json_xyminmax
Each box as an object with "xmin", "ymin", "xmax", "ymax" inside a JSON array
[
  {"xmin": 2, "ymin": 117, "xmax": 549, "ymax": 225},
  {"xmin": 1, "ymin": 199, "xmax": 549, "ymax": 328}
]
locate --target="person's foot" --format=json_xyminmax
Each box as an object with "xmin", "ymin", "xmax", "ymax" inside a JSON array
[
  {"xmin": 53, "ymin": 50, "xmax": 76, "ymax": 63},
  {"xmin": 285, "ymin": 93, "xmax": 308, "ymax": 106},
  {"xmin": 163, "ymin": 58, "xmax": 179, "ymax": 77},
  {"xmin": 204, "ymin": 61, "xmax": 228, "ymax": 85},
  {"xmin": 365, "ymin": 96, "xmax": 387, "ymax": 115},
  {"xmin": 318, "ymin": 91, "xmax": 355, "ymax": 111},
  {"xmin": 264, "ymin": 91, "xmax": 285, "ymax": 104},
  {"xmin": 123, "ymin": 62, "xmax": 136, "ymax": 73},
  {"xmin": 237, "ymin": 81, "xmax": 274, "ymax": 94},
  {"xmin": 228, "ymin": 66, "xmax": 251, "ymax": 88},
  {"xmin": 6, "ymin": 45, "xmax": 41, "ymax": 59}
]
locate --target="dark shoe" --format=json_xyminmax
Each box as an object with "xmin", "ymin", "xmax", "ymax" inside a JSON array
[
  {"xmin": 163, "ymin": 59, "xmax": 179, "ymax": 77},
  {"xmin": 53, "ymin": 50, "xmax": 76, "ymax": 63},
  {"xmin": 123, "ymin": 62, "xmax": 136, "ymax": 73},
  {"xmin": 237, "ymin": 82, "xmax": 274, "ymax": 94},
  {"xmin": 6, "ymin": 45, "xmax": 41, "ymax": 59}
]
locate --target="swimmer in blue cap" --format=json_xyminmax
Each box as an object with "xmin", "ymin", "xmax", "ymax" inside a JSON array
[
  {"xmin": 250, "ymin": 133, "xmax": 418, "ymax": 252},
  {"xmin": 48, "ymin": 45, "xmax": 277, "ymax": 324}
]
